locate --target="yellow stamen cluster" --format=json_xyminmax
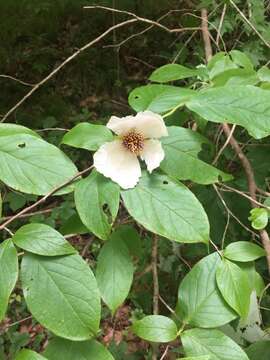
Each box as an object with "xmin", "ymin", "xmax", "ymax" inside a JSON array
[{"xmin": 122, "ymin": 131, "xmax": 144, "ymax": 154}]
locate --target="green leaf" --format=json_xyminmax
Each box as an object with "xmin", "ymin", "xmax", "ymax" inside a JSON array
[
  {"xmin": 15, "ymin": 349, "xmax": 47, "ymax": 360},
  {"xmin": 96, "ymin": 231, "xmax": 134, "ymax": 313},
  {"xmin": 75, "ymin": 171, "xmax": 120, "ymax": 240},
  {"xmin": 246, "ymin": 340, "xmax": 270, "ymax": 360},
  {"xmin": 177, "ymin": 357, "xmax": 210, "ymax": 360},
  {"xmin": 60, "ymin": 213, "xmax": 89, "ymax": 235},
  {"xmin": 0, "ymin": 239, "xmax": 18, "ymax": 320},
  {"xmin": 12, "ymin": 223, "xmax": 76, "ymax": 256},
  {"xmin": 207, "ymin": 53, "xmax": 238, "ymax": 79},
  {"xmin": 257, "ymin": 66, "xmax": 270, "ymax": 82},
  {"xmin": 186, "ymin": 85, "xmax": 270, "ymax": 139},
  {"xmin": 248, "ymin": 208, "xmax": 268, "ymax": 229},
  {"xmin": 224, "ymin": 241, "xmax": 266, "ymax": 262},
  {"xmin": 62, "ymin": 123, "xmax": 113, "ymax": 151},
  {"xmin": 149, "ymin": 64, "xmax": 199, "ymax": 83},
  {"xmin": 121, "ymin": 172, "xmax": 209, "ymax": 244},
  {"xmin": 212, "ymin": 69, "xmax": 258, "ymax": 87},
  {"xmin": 216, "ymin": 259, "xmax": 252, "ymax": 318},
  {"xmin": 44, "ymin": 338, "xmax": 114, "ymax": 360},
  {"xmin": 177, "ymin": 253, "xmax": 236, "ymax": 328},
  {"xmin": 21, "ymin": 253, "xmax": 100, "ymax": 341},
  {"xmin": 111, "ymin": 225, "xmax": 142, "ymax": 258},
  {"xmin": 0, "ymin": 131, "xmax": 78, "ymax": 195},
  {"xmin": 132, "ymin": 315, "xmax": 178, "ymax": 343},
  {"xmin": 181, "ymin": 328, "xmax": 249, "ymax": 360},
  {"xmin": 229, "ymin": 50, "xmax": 254, "ymax": 70},
  {"xmin": 0, "ymin": 123, "xmax": 40, "ymax": 138},
  {"xmin": 161, "ymin": 127, "xmax": 232, "ymax": 184},
  {"xmin": 128, "ymin": 84, "xmax": 194, "ymax": 113}
]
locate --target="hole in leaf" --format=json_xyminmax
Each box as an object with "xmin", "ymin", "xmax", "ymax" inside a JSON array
[
  {"xmin": 134, "ymin": 95, "xmax": 140, "ymax": 99},
  {"xmin": 163, "ymin": 180, "xmax": 169, "ymax": 185},
  {"xmin": 18, "ymin": 142, "xmax": 26, "ymax": 148}
]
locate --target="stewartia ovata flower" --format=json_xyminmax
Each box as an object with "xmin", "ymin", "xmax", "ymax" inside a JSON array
[{"xmin": 93, "ymin": 111, "xmax": 168, "ymax": 189}]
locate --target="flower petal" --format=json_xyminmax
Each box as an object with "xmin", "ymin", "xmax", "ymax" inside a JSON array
[
  {"xmin": 93, "ymin": 140, "xmax": 141, "ymax": 189},
  {"xmin": 135, "ymin": 111, "xmax": 168, "ymax": 139},
  {"xmin": 107, "ymin": 115, "xmax": 138, "ymax": 136},
  {"xmin": 141, "ymin": 139, "xmax": 165, "ymax": 173},
  {"xmin": 106, "ymin": 111, "xmax": 168, "ymax": 138}
]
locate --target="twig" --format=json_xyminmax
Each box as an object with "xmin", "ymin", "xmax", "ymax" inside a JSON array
[
  {"xmin": 0, "ymin": 165, "xmax": 94, "ymax": 230},
  {"xmin": 84, "ymin": 5, "xmax": 200, "ymax": 34},
  {"xmin": 160, "ymin": 345, "xmax": 169, "ymax": 360},
  {"xmin": 222, "ymin": 123, "xmax": 270, "ymax": 273},
  {"xmin": 152, "ymin": 235, "xmax": 159, "ymax": 315},
  {"xmin": 152, "ymin": 234, "xmax": 159, "ymax": 360},
  {"xmin": 3, "ymin": 227, "xmax": 14, "ymax": 236},
  {"xmin": 229, "ymin": 0, "xmax": 270, "ymax": 49},
  {"xmin": 1, "ymin": 207, "xmax": 54, "ymax": 221},
  {"xmin": 5, "ymin": 315, "xmax": 32, "ymax": 329},
  {"xmin": 1, "ymin": 19, "xmax": 137, "ymax": 122},
  {"xmin": 36, "ymin": 127, "xmax": 68, "ymax": 132},
  {"xmin": 212, "ymin": 124, "xmax": 236, "ymax": 165},
  {"xmin": 201, "ymin": 8, "xmax": 213, "ymax": 62},
  {"xmin": 0, "ymin": 75, "xmax": 35, "ymax": 87},
  {"xmin": 216, "ymin": 4, "xmax": 227, "ymax": 46},
  {"xmin": 159, "ymin": 295, "xmax": 180, "ymax": 320}
]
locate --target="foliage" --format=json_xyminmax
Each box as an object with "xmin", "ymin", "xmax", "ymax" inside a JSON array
[{"xmin": 1, "ymin": 1, "xmax": 270, "ymax": 359}]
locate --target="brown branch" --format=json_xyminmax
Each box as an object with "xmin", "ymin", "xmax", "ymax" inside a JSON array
[
  {"xmin": 216, "ymin": 4, "xmax": 227, "ymax": 46},
  {"xmin": 152, "ymin": 234, "xmax": 159, "ymax": 360},
  {"xmin": 0, "ymin": 165, "xmax": 93, "ymax": 230},
  {"xmin": 0, "ymin": 74, "xmax": 35, "ymax": 87},
  {"xmin": 1, "ymin": 207, "xmax": 54, "ymax": 221},
  {"xmin": 222, "ymin": 123, "xmax": 270, "ymax": 273},
  {"xmin": 1, "ymin": 19, "xmax": 137, "ymax": 122},
  {"xmin": 201, "ymin": 8, "xmax": 213, "ymax": 62}
]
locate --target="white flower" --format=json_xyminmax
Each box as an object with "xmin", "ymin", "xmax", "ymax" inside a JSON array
[{"xmin": 93, "ymin": 111, "xmax": 168, "ymax": 189}]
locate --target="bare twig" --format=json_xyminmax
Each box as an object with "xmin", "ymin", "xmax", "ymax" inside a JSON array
[
  {"xmin": 0, "ymin": 75, "xmax": 35, "ymax": 87},
  {"xmin": 216, "ymin": 4, "xmax": 227, "ymax": 46},
  {"xmin": 212, "ymin": 124, "xmax": 236, "ymax": 165},
  {"xmin": 222, "ymin": 123, "xmax": 270, "ymax": 272},
  {"xmin": 229, "ymin": 0, "xmax": 270, "ymax": 49},
  {"xmin": 160, "ymin": 345, "xmax": 169, "ymax": 360},
  {"xmin": 1, "ymin": 207, "xmax": 54, "ymax": 221},
  {"xmin": 201, "ymin": 8, "xmax": 213, "ymax": 62},
  {"xmin": 1, "ymin": 19, "xmax": 137, "ymax": 122},
  {"xmin": 0, "ymin": 165, "xmax": 94, "ymax": 230},
  {"xmin": 152, "ymin": 235, "xmax": 159, "ymax": 315}
]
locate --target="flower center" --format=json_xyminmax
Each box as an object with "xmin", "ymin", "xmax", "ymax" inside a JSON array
[{"xmin": 122, "ymin": 131, "xmax": 144, "ymax": 154}]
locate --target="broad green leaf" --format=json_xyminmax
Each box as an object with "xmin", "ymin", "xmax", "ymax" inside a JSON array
[
  {"xmin": 121, "ymin": 172, "xmax": 209, "ymax": 244},
  {"xmin": 181, "ymin": 328, "xmax": 249, "ymax": 360},
  {"xmin": 44, "ymin": 338, "xmax": 114, "ymax": 360},
  {"xmin": 128, "ymin": 84, "xmax": 194, "ymax": 113},
  {"xmin": 21, "ymin": 253, "xmax": 100, "ymax": 341},
  {"xmin": 161, "ymin": 127, "xmax": 232, "ymax": 184},
  {"xmin": 216, "ymin": 259, "xmax": 252, "ymax": 318},
  {"xmin": 254, "ymin": 272, "xmax": 265, "ymax": 296},
  {"xmin": 12, "ymin": 223, "xmax": 76, "ymax": 256},
  {"xmin": 246, "ymin": 341, "xmax": 270, "ymax": 360},
  {"xmin": 0, "ymin": 123, "xmax": 40, "ymax": 138},
  {"xmin": 248, "ymin": 208, "xmax": 268, "ymax": 230},
  {"xmin": 186, "ymin": 85, "xmax": 270, "ymax": 139},
  {"xmin": 62, "ymin": 123, "xmax": 113, "ymax": 151},
  {"xmin": 0, "ymin": 132, "xmax": 78, "ymax": 195},
  {"xmin": 132, "ymin": 315, "xmax": 178, "ymax": 342},
  {"xmin": 75, "ymin": 171, "xmax": 120, "ymax": 240},
  {"xmin": 60, "ymin": 213, "xmax": 88, "ymax": 235},
  {"xmin": 224, "ymin": 241, "xmax": 266, "ymax": 262},
  {"xmin": 96, "ymin": 231, "xmax": 134, "ymax": 313},
  {"xmin": 15, "ymin": 349, "xmax": 47, "ymax": 360},
  {"xmin": 177, "ymin": 253, "xmax": 236, "ymax": 328},
  {"xmin": 0, "ymin": 239, "xmax": 18, "ymax": 320},
  {"xmin": 212, "ymin": 69, "xmax": 258, "ymax": 87},
  {"xmin": 177, "ymin": 357, "xmax": 210, "ymax": 360},
  {"xmin": 111, "ymin": 225, "xmax": 142, "ymax": 258},
  {"xmin": 149, "ymin": 64, "xmax": 199, "ymax": 83},
  {"xmin": 229, "ymin": 50, "xmax": 254, "ymax": 70},
  {"xmin": 208, "ymin": 53, "xmax": 238, "ymax": 79},
  {"xmin": 257, "ymin": 66, "xmax": 270, "ymax": 82}
]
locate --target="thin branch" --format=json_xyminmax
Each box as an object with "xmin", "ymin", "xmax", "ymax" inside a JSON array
[
  {"xmin": 229, "ymin": 0, "xmax": 270, "ymax": 49},
  {"xmin": 160, "ymin": 345, "xmax": 169, "ymax": 360},
  {"xmin": 201, "ymin": 8, "xmax": 213, "ymax": 62},
  {"xmin": 216, "ymin": 4, "xmax": 227, "ymax": 46},
  {"xmin": 1, "ymin": 18, "xmax": 137, "ymax": 122},
  {"xmin": 222, "ymin": 123, "xmax": 270, "ymax": 273},
  {"xmin": 0, "ymin": 165, "xmax": 94, "ymax": 230},
  {"xmin": 1, "ymin": 207, "xmax": 54, "ymax": 221},
  {"xmin": 152, "ymin": 235, "xmax": 159, "ymax": 315},
  {"xmin": 0, "ymin": 74, "xmax": 35, "ymax": 87},
  {"xmin": 212, "ymin": 124, "xmax": 236, "ymax": 165}
]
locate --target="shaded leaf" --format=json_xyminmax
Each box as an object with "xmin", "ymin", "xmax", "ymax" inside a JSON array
[
  {"xmin": 224, "ymin": 241, "xmax": 266, "ymax": 262},
  {"xmin": 15, "ymin": 349, "xmax": 47, "ymax": 360},
  {"xmin": 149, "ymin": 64, "xmax": 199, "ymax": 83}
]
